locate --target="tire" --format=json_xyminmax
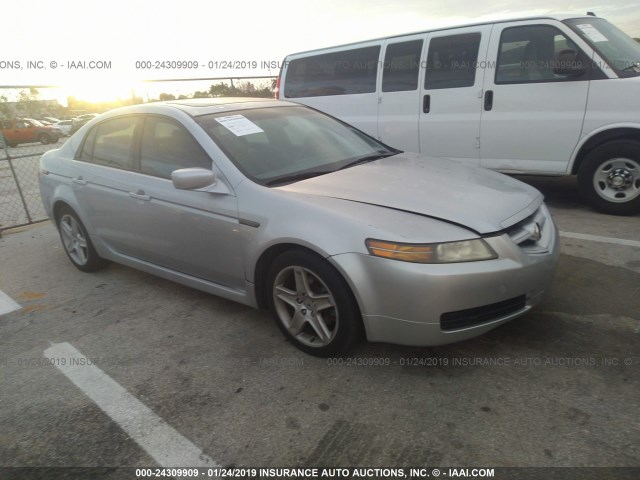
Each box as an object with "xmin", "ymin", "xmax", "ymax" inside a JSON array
[
  {"xmin": 577, "ymin": 140, "xmax": 640, "ymax": 216},
  {"xmin": 57, "ymin": 207, "xmax": 107, "ymax": 272},
  {"xmin": 38, "ymin": 133, "xmax": 51, "ymax": 145},
  {"xmin": 267, "ymin": 249, "xmax": 362, "ymax": 356}
]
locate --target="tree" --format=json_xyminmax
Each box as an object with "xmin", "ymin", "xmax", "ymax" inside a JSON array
[
  {"xmin": 159, "ymin": 93, "xmax": 176, "ymax": 101},
  {"xmin": 209, "ymin": 82, "xmax": 232, "ymax": 97},
  {"xmin": 17, "ymin": 88, "xmax": 40, "ymax": 117},
  {"xmin": 0, "ymin": 94, "xmax": 10, "ymax": 119}
]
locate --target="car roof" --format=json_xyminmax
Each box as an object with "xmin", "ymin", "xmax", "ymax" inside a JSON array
[
  {"xmin": 98, "ymin": 98, "xmax": 296, "ymax": 120},
  {"xmin": 164, "ymin": 98, "xmax": 292, "ymax": 116}
]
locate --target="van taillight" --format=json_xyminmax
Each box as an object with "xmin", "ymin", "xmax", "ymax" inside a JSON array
[{"xmin": 274, "ymin": 76, "xmax": 281, "ymax": 99}]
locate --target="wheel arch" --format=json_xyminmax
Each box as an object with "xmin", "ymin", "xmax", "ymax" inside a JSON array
[
  {"xmin": 571, "ymin": 127, "xmax": 640, "ymax": 174},
  {"xmin": 254, "ymin": 243, "xmax": 331, "ymax": 310},
  {"xmin": 253, "ymin": 243, "xmax": 363, "ymax": 320}
]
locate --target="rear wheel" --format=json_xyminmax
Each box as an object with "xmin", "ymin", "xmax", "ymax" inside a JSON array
[
  {"xmin": 267, "ymin": 249, "xmax": 362, "ymax": 356},
  {"xmin": 57, "ymin": 207, "xmax": 107, "ymax": 272},
  {"xmin": 578, "ymin": 140, "xmax": 640, "ymax": 215}
]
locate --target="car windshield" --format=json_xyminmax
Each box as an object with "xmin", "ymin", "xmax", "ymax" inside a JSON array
[
  {"xmin": 565, "ymin": 18, "xmax": 640, "ymax": 77},
  {"xmin": 197, "ymin": 106, "xmax": 397, "ymax": 186},
  {"xmin": 27, "ymin": 119, "xmax": 44, "ymax": 126}
]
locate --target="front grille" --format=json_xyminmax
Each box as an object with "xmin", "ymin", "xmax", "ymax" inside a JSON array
[
  {"xmin": 440, "ymin": 295, "xmax": 527, "ymax": 331},
  {"xmin": 504, "ymin": 207, "xmax": 551, "ymax": 254}
]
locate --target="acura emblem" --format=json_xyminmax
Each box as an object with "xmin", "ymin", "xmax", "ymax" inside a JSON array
[{"xmin": 532, "ymin": 222, "xmax": 542, "ymax": 242}]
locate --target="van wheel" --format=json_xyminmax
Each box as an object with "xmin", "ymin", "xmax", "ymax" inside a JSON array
[
  {"xmin": 267, "ymin": 250, "xmax": 362, "ymax": 357},
  {"xmin": 57, "ymin": 207, "xmax": 107, "ymax": 272},
  {"xmin": 578, "ymin": 140, "xmax": 640, "ymax": 215}
]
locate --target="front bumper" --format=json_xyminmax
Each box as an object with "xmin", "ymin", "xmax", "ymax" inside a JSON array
[{"xmin": 330, "ymin": 211, "xmax": 560, "ymax": 347}]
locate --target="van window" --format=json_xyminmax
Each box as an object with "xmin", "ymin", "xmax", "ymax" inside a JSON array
[
  {"xmin": 425, "ymin": 33, "xmax": 481, "ymax": 89},
  {"xmin": 496, "ymin": 25, "xmax": 588, "ymax": 84},
  {"xmin": 382, "ymin": 40, "xmax": 423, "ymax": 92},
  {"xmin": 284, "ymin": 46, "xmax": 381, "ymax": 98}
]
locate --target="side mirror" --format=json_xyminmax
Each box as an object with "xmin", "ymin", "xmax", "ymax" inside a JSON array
[
  {"xmin": 171, "ymin": 168, "xmax": 216, "ymax": 190},
  {"xmin": 171, "ymin": 167, "xmax": 231, "ymax": 195},
  {"xmin": 553, "ymin": 49, "xmax": 586, "ymax": 77}
]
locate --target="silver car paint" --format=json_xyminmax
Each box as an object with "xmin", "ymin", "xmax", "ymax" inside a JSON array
[{"xmin": 40, "ymin": 99, "xmax": 559, "ymax": 346}]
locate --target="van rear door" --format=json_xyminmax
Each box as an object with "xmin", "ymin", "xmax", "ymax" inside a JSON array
[
  {"xmin": 377, "ymin": 34, "xmax": 426, "ymax": 152},
  {"xmin": 417, "ymin": 25, "xmax": 492, "ymax": 165}
]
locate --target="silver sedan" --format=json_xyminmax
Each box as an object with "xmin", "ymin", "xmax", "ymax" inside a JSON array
[{"xmin": 39, "ymin": 98, "xmax": 559, "ymax": 356}]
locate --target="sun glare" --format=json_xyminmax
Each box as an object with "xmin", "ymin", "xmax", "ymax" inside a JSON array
[{"xmin": 58, "ymin": 79, "xmax": 144, "ymax": 106}]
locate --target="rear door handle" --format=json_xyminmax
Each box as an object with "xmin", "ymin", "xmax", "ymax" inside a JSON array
[
  {"xmin": 72, "ymin": 176, "xmax": 87, "ymax": 185},
  {"xmin": 484, "ymin": 90, "xmax": 494, "ymax": 111},
  {"xmin": 423, "ymin": 94, "xmax": 431, "ymax": 113},
  {"xmin": 129, "ymin": 190, "xmax": 150, "ymax": 201}
]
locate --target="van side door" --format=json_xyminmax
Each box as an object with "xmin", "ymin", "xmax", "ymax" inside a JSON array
[
  {"xmin": 480, "ymin": 20, "xmax": 593, "ymax": 173},
  {"xmin": 377, "ymin": 35, "xmax": 426, "ymax": 152},
  {"xmin": 418, "ymin": 25, "xmax": 492, "ymax": 165}
]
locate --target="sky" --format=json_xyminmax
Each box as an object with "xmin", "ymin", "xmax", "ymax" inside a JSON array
[{"xmin": 2, "ymin": 0, "xmax": 639, "ymax": 104}]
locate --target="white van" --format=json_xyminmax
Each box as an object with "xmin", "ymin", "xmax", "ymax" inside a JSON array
[{"xmin": 276, "ymin": 15, "xmax": 640, "ymax": 215}]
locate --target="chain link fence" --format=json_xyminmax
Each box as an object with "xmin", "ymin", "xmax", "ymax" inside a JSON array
[{"xmin": 0, "ymin": 138, "xmax": 61, "ymax": 234}]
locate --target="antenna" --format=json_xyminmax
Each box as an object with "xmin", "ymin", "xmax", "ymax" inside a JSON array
[{"xmin": 587, "ymin": 11, "xmax": 596, "ymax": 16}]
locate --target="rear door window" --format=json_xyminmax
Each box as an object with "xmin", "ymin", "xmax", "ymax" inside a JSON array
[
  {"xmin": 382, "ymin": 40, "xmax": 423, "ymax": 92},
  {"xmin": 425, "ymin": 33, "xmax": 481, "ymax": 89},
  {"xmin": 92, "ymin": 116, "xmax": 139, "ymax": 170},
  {"xmin": 284, "ymin": 46, "xmax": 381, "ymax": 98}
]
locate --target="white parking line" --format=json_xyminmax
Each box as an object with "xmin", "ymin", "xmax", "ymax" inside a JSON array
[
  {"xmin": 559, "ymin": 231, "xmax": 640, "ymax": 248},
  {"xmin": 44, "ymin": 342, "xmax": 220, "ymax": 468},
  {"xmin": 0, "ymin": 290, "xmax": 21, "ymax": 315}
]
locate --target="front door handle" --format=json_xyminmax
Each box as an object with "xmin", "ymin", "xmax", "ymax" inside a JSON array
[
  {"xmin": 72, "ymin": 176, "xmax": 87, "ymax": 185},
  {"xmin": 423, "ymin": 94, "xmax": 431, "ymax": 113},
  {"xmin": 129, "ymin": 190, "xmax": 150, "ymax": 201},
  {"xmin": 484, "ymin": 90, "xmax": 494, "ymax": 111}
]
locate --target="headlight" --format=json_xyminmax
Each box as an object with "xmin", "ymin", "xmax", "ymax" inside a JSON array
[{"xmin": 365, "ymin": 238, "xmax": 497, "ymax": 264}]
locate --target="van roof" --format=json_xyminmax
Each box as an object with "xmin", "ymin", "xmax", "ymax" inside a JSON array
[{"xmin": 285, "ymin": 14, "xmax": 595, "ymax": 57}]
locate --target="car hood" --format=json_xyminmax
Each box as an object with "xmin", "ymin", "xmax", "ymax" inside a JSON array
[{"xmin": 278, "ymin": 153, "xmax": 543, "ymax": 234}]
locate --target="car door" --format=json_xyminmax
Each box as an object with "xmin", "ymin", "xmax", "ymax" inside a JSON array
[
  {"xmin": 14, "ymin": 120, "xmax": 34, "ymax": 143},
  {"xmin": 129, "ymin": 115, "xmax": 244, "ymax": 290},
  {"xmin": 377, "ymin": 35, "xmax": 426, "ymax": 152},
  {"xmin": 480, "ymin": 21, "xmax": 592, "ymax": 173},
  {"xmin": 71, "ymin": 115, "xmax": 146, "ymax": 257},
  {"xmin": 418, "ymin": 26, "xmax": 491, "ymax": 164}
]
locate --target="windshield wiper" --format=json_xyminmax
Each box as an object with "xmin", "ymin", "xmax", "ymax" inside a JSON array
[
  {"xmin": 265, "ymin": 170, "xmax": 333, "ymax": 187},
  {"xmin": 337, "ymin": 152, "xmax": 397, "ymax": 171},
  {"xmin": 621, "ymin": 62, "xmax": 640, "ymax": 72},
  {"xmin": 265, "ymin": 151, "xmax": 397, "ymax": 187}
]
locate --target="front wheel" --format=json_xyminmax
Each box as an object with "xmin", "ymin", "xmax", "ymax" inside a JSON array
[
  {"xmin": 57, "ymin": 207, "xmax": 107, "ymax": 272},
  {"xmin": 38, "ymin": 133, "xmax": 51, "ymax": 145},
  {"xmin": 267, "ymin": 250, "xmax": 362, "ymax": 357},
  {"xmin": 578, "ymin": 140, "xmax": 640, "ymax": 215}
]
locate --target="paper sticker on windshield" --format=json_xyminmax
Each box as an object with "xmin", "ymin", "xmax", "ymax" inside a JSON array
[
  {"xmin": 576, "ymin": 24, "xmax": 608, "ymax": 43},
  {"xmin": 215, "ymin": 115, "xmax": 264, "ymax": 136}
]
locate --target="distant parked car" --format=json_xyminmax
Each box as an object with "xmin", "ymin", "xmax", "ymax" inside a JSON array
[
  {"xmin": 42, "ymin": 116, "xmax": 61, "ymax": 124},
  {"xmin": 39, "ymin": 98, "xmax": 559, "ymax": 356},
  {"xmin": 1, "ymin": 118, "xmax": 61, "ymax": 146},
  {"xmin": 54, "ymin": 120, "xmax": 73, "ymax": 136},
  {"xmin": 70, "ymin": 113, "xmax": 100, "ymax": 134}
]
